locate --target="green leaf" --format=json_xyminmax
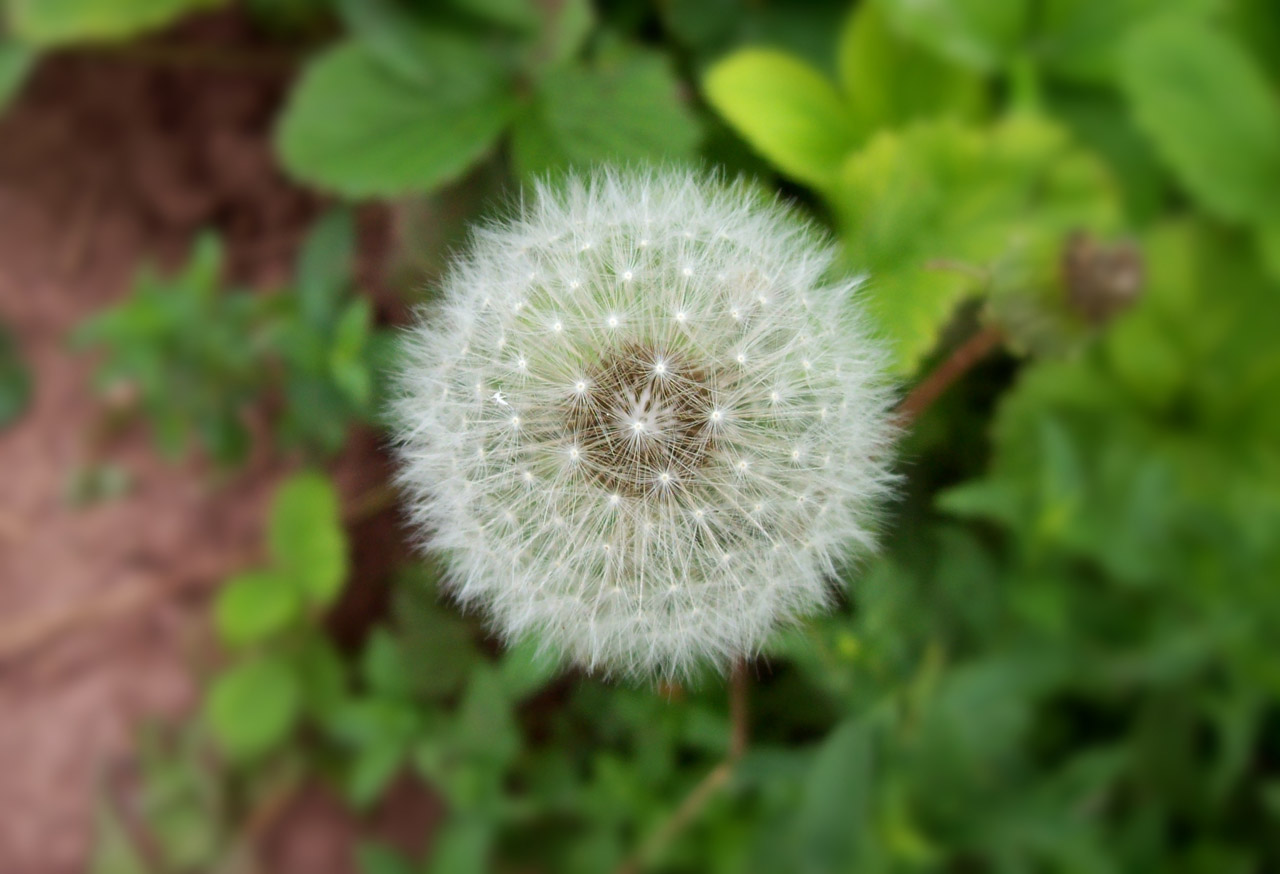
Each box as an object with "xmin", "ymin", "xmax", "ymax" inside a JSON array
[
  {"xmin": 1035, "ymin": 0, "xmax": 1213, "ymax": 84},
  {"xmin": 206, "ymin": 657, "xmax": 300, "ymax": 761},
  {"xmin": 703, "ymin": 48, "xmax": 859, "ymax": 191},
  {"xmin": 424, "ymin": 819, "xmax": 492, "ymax": 874},
  {"xmin": 87, "ymin": 798, "xmax": 148, "ymax": 874},
  {"xmin": 357, "ymin": 841, "xmax": 415, "ymax": 874},
  {"xmin": 0, "ymin": 321, "xmax": 32, "ymax": 429},
  {"xmin": 793, "ymin": 717, "xmax": 876, "ymax": 869},
  {"xmin": 445, "ymin": 0, "xmax": 538, "ymax": 32},
  {"xmin": 214, "ymin": 570, "xmax": 301, "ymax": 647},
  {"xmin": 837, "ymin": 116, "xmax": 1118, "ymax": 372},
  {"xmin": 455, "ymin": 664, "xmax": 519, "ymax": 768},
  {"xmin": 510, "ymin": 51, "xmax": 700, "ymax": 179},
  {"xmin": 837, "ymin": 0, "xmax": 985, "ymax": 130},
  {"xmin": 328, "ymin": 298, "xmax": 373, "ymax": 408},
  {"xmin": 0, "ymin": 40, "xmax": 37, "ymax": 113},
  {"xmin": 1120, "ymin": 18, "xmax": 1280, "ymax": 225},
  {"xmin": 880, "ymin": 0, "xmax": 1031, "ymax": 72},
  {"xmin": 8, "ymin": 0, "xmax": 224, "ymax": 45},
  {"xmin": 296, "ymin": 208, "xmax": 355, "ymax": 329},
  {"xmin": 276, "ymin": 40, "xmax": 514, "ymax": 197},
  {"xmin": 268, "ymin": 471, "xmax": 348, "ymax": 606}
]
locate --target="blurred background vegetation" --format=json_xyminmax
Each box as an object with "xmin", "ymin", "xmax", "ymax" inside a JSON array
[{"xmin": 1, "ymin": 0, "xmax": 1278, "ymax": 872}]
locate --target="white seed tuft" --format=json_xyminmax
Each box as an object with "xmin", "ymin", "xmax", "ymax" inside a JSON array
[{"xmin": 393, "ymin": 169, "xmax": 897, "ymax": 681}]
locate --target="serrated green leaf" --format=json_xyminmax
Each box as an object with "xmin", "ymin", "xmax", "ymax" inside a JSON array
[
  {"xmin": 1120, "ymin": 18, "xmax": 1280, "ymax": 225},
  {"xmin": 276, "ymin": 40, "xmax": 514, "ymax": 197},
  {"xmin": 207, "ymin": 657, "xmax": 300, "ymax": 761},
  {"xmin": 703, "ymin": 48, "xmax": 859, "ymax": 191},
  {"xmin": 511, "ymin": 51, "xmax": 700, "ymax": 179},
  {"xmin": 268, "ymin": 471, "xmax": 348, "ymax": 606},
  {"xmin": 8, "ymin": 0, "xmax": 224, "ymax": 45},
  {"xmin": 837, "ymin": 0, "xmax": 985, "ymax": 130},
  {"xmin": 880, "ymin": 0, "xmax": 1031, "ymax": 72},
  {"xmin": 214, "ymin": 570, "xmax": 300, "ymax": 647}
]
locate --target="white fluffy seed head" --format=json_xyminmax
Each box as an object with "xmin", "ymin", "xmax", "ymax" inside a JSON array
[{"xmin": 393, "ymin": 169, "xmax": 897, "ymax": 681}]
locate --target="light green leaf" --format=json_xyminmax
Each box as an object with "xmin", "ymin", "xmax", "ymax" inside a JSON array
[
  {"xmin": 87, "ymin": 798, "xmax": 148, "ymax": 874},
  {"xmin": 276, "ymin": 40, "xmax": 514, "ymax": 197},
  {"xmin": 510, "ymin": 51, "xmax": 700, "ymax": 179},
  {"xmin": 357, "ymin": 842, "xmax": 415, "ymax": 874},
  {"xmin": 837, "ymin": 0, "xmax": 985, "ymax": 130},
  {"xmin": 8, "ymin": 0, "xmax": 224, "ymax": 45},
  {"xmin": 268, "ymin": 471, "xmax": 348, "ymax": 606},
  {"xmin": 838, "ymin": 116, "xmax": 1118, "ymax": 372},
  {"xmin": 1120, "ymin": 18, "xmax": 1280, "ymax": 225},
  {"xmin": 880, "ymin": 0, "xmax": 1031, "ymax": 72},
  {"xmin": 214, "ymin": 570, "xmax": 301, "ymax": 647},
  {"xmin": 703, "ymin": 48, "xmax": 859, "ymax": 191},
  {"xmin": 0, "ymin": 41, "xmax": 37, "ymax": 113},
  {"xmin": 207, "ymin": 657, "xmax": 300, "ymax": 761}
]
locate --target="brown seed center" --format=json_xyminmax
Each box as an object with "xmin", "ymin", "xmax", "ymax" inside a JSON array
[{"xmin": 566, "ymin": 343, "xmax": 715, "ymax": 498}]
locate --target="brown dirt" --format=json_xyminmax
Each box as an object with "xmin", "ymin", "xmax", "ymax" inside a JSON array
[{"xmin": 0, "ymin": 16, "xmax": 430, "ymax": 874}]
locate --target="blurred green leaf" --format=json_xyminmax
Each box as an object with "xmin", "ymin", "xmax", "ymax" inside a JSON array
[
  {"xmin": 511, "ymin": 50, "xmax": 700, "ymax": 179},
  {"xmin": 7, "ymin": 0, "xmax": 224, "ymax": 45},
  {"xmin": 357, "ymin": 841, "xmax": 415, "ymax": 874},
  {"xmin": 297, "ymin": 208, "xmax": 356, "ymax": 330},
  {"xmin": 214, "ymin": 570, "xmax": 300, "ymax": 647},
  {"xmin": 703, "ymin": 48, "xmax": 859, "ymax": 191},
  {"xmin": 0, "ymin": 40, "xmax": 36, "ymax": 112},
  {"xmin": 445, "ymin": 0, "xmax": 538, "ymax": 32},
  {"xmin": 1120, "ymin": 18, "xmax": 1280, "ymax": 225},
  {"xmin": 329, "ymin": 298, "xmax": 374, "ymax": 408},
  {"xmin": 87, "ymin": 798, "xmax": 147, "ymax": 874},
  {"xmin": 207, "ymin": 656, "xmax": 300, "ymax": 761},
  {"xmin": 0, "ymin": 321, "xmax": 32, "ymax": 429},
  {"xmin": 793, "ymin": 716, "xmax": 876, "ymax": 871},
  {"xmin": 277, "ymin": 40, "xmax": 514, "ymax": 197},
  {"xmin": 837, "ymin": 115, "xmax": 1118, "ymax": 372},
  {"xmin": 424, "ymin": 819, "xmax": 492, "ymax": 874},
  {"xmin": 268, "ymin": 471, "xmax": 348, "ymax": 606},
  {"xmin": 880, "ymin": 0, "xmax": 1031, "ymax": 72},
  {"xmin": 837, "ymin": 0, "xmax": 985, "ymax": 131}
]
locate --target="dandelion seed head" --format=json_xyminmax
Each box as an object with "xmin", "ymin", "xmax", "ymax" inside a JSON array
[{"xmin": 393, "ymin": 169, "xmax": 897, "ymax": 680}]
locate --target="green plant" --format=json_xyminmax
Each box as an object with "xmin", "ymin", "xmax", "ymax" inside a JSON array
[
  {"xmin": 74, "ymin": 209, "xmax": 388, "ymax": 464},
  {"xmin": 275, "ymin": 0, "xmax": 702, "ymax": 196}
]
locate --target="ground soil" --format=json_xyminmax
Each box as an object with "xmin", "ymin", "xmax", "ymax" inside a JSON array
[{"xmin": 0, "ymin": 15, "xmax": 435, "ymax": 873}]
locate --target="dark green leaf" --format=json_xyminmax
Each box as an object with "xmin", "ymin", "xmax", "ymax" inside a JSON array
[
  {"xmin": 297, "ymin": 208, "xmax": 356, "ymax": 329},
  {"xmin": 276, "ymin": 40, "xmax": 514, "ymax": 197},
  {"xmin": 0, "ymin": 40, "xmax": 37, "ymax": 112},
  {"xmin": 511, "ymin": 51, "xmax": 700, "ymax": 179},
  {"xmin": 0, "ymin": 321, "xmax": 32, "ymax": 429}
]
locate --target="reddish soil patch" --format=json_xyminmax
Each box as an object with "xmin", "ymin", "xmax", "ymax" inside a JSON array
[{"xmin": 0, "ymin": 16, "xmax": 426, "ymax": 873}]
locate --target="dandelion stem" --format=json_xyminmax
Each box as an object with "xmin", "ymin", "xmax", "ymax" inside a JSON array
[
  {"xmin": 894, "ymin": 325, "xmax": 1004, "ymax": 427},
  {"xmin": 617, "ymin": 660, "xmax": 750, "ymax": 874}
]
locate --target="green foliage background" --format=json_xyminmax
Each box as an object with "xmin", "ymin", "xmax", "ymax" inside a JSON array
[{"xmin": 3, "ymin": 0, "xmax": 1278, "ymax": 872}]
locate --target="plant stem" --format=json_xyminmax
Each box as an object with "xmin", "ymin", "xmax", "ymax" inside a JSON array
[
  {"xmin": 894, "ymin": 325, "xmax": 1004, "ymax": 427},
  {"xmin": 616, "ymin": 659, "xmax": 750, "ymax": 874}
]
